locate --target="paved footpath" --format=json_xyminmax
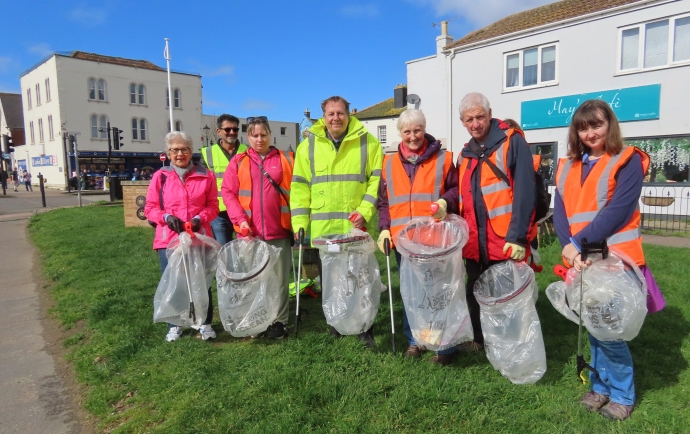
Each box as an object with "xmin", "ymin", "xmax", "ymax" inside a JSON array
[{"xmin": 0, "ymin": 188, "xmax": 106, "ymax": 433}]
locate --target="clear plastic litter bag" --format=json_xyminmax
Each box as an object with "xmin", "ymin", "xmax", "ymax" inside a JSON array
[
  {"xmin": 474, "ymin": 260, "xmax": 546, "ymax": 384},
  {"xmin": 216, "ymin": 237, "xmax": 282, "ymax": 337},
  {"xmin": 153, "ymin": 232, "xmax": 221, "ymax": 329},
  {"xmin": 397, "ymin": 215, "xmax": 473, "ymax": 351},
  {"xmin": 545, "ymin": 250, "xmax": 647, "ymax": 341},
  {"xmin": 313, "ymin": 229, "xmax": 384, "ymax": 335}
]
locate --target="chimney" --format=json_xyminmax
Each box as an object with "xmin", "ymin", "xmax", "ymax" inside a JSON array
[
  {"xmin": 352, "ymin": 108, "xmax": 358, "ymax": 114},
  {"xmin": 304, "ymin": 108, "xmax": 310, "ymax": 119},
  {"xmin": 436, "ymin": 20, "xmax": 454, "ymax": 54},
  {"xmin": 394, "ymin": 84, "xmax": 407, "ymax": 109}
]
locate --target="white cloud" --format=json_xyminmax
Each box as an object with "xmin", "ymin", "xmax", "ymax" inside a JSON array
[
  {"xmin": 28, "ymin": 43, "xmax": 53, "ymax": 58},
  {"xmin": 340, "ymin": 4, "xmax": 379, "ymax": 18},
  {"xmin": 408, "ymin": 0, "xmax": 553, "ymax": 26},
  {"xmin": 241, "ymin": 99, "xmax": 276, "ymax": 111},
  {"xmin": 69, "ymin": 4, "xmax": 106, "ymax": 26},
  {"xmin": 206, "ymin": 65, "xmax": 234, "ymax": 77}
]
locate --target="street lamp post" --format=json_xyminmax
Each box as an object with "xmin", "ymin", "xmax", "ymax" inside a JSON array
[{"xmin": 203, "ymin": 125, "xmax": 210, "ymax": 146}]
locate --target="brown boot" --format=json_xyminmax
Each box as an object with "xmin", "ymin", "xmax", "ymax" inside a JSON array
[
  {"xmin": 430, "ymin": 353, "xmax": 454, "ymax": 367},
  {"xmin": 403, "ymin": 345, "xmax": 423, "ymax": 358},
  {"xmin": 580, "ymin": 392, "xmax": 609, "ymax": 412}
]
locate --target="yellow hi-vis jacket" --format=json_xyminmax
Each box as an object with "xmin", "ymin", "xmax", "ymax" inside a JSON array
[
  {"xmin": 201, "ymin": 142, "xmax": 248, "ymax": 212},
  {"xmin": 290, "ymin": 116, "xmax": 383, "ymax": 241}
]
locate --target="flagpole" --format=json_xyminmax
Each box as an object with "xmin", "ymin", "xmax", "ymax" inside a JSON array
[{"xmin": 164, "ymin": 38, "xmax": 174, "ymax": 132}]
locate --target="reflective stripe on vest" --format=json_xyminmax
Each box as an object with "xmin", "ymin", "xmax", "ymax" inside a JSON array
[
  {"xmin": 308, "ymin": 134, "xmax": 368, "ymax": 184},
  {"xmin": 555, "ymin": 146, "xmax": 650, "ymax": 265},
  {"xmin": 202, "ymin": 143, "xmax": 247, "ymax": 212},
  {"xmin": 383, "ymin": 149, "xmax": 451, "ymax": 242},
  {"xmin": 235, "ymin": 150, "xmax": 292, "ymax": 232}
]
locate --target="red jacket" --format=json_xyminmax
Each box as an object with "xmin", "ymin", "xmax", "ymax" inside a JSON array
[
  {"xmin": 222, "ymin": 147, "xmax": 291, "ymax": 240},
  {"xmin": 144, "ymin": 164, "xmax": 219, "ymax": 250}
]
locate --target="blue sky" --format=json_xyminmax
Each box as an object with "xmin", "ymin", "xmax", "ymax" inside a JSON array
[{"xmin": 1, "ymin": 0, "xmax": 552, "ymax": 123}]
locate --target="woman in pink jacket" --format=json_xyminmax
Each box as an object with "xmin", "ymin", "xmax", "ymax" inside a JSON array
[
  {"xmin": 144, "ymin": 131, "xmax": 219, "ymax": 342},
  {"xmin": 221, "ymin": 117, "xmax": 293, "ymax": 339}
]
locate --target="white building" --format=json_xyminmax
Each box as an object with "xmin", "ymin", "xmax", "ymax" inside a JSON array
[
  {"xmin": 353, "ymin": 85, "xmax": 409, "ymax": 154},
  {"xmin": 408, "ymin": 0, "xmax": 690, "ymax": 191},
  {"xmin": 200, "ymin": 114, "xmax": 299, "ymax": 153},
  {"xmin": 19, "ymin": 51, "xmax": 202, "ymax": 188}
]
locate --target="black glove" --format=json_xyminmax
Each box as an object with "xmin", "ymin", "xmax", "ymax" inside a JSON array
[
  {"xmin": 165, "ymin": 215, "xmax": 184, "ymax": 234},
  {"xmin": 191, "ymin": 217, "xmax": 201, "ymax": 233}
]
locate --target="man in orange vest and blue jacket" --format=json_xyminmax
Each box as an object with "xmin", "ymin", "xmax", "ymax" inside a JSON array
[{"xmin": 456, "ymin": 92, "xmax": 536, "ymax": 352}]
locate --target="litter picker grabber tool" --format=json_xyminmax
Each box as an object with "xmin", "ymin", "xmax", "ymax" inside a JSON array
[
  {"xmin": 576, "ymin": 238, "xmax": 608, "ymax": 384},
  {"xmin": 182, "ymin": 222, "xmax": 197, "ymax": 323},
  {"xmin": 294, "ymin": 228, "xmax": 305, "ymax": 338},
  {"xmin": 384, "ymin": 238, "xmax": 396, "ymax": 356}
]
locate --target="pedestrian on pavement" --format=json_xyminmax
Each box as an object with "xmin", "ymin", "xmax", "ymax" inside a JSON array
[
  {"xmin": 456, "ymin": 92, "xmax": 536, "ymax": 354},
  {"xmin": 23, "ymin": 170, "xmax": 33, "ymax": 191},
  {"xmin": 11, "ymin": 168, "xmax": 19, "ymax": 192},
  {"xmin": 144, "ymin": 131, "xmax": 219, "ymax": 342},
  {"xmin": 290, "ymin": 95, "xmax": 383, "ymax": 348},
  {"xmin": 201, "ymin": 114, "xmax": 249, "ymax": 247},
  {"xmin": 376, "ymin": 109, "xmax": 459, "ymax": 366},
  {"xmin": 132, "ymin": 167, "xmax": 141, "ymax": 181},
  {"xmin": 221, "ymin": 117, "xmax": 294, "ymax": 339},
  {"xmin": 555, "ymin": 99, "xmax": 661, "ymax": 421}
]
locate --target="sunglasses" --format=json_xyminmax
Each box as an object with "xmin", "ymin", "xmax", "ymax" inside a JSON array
[
  {"xmin": 246, "ymin": 116, "xmax": 268, "ymax": 123},
  {"xmin": 221, "ymin": 127, "xmax": 240, "ymax": 133}
]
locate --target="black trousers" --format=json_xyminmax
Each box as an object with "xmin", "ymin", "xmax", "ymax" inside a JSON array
[{"xmin": 465, "ymin": 259, "xmax": 501, "ymax": 344}]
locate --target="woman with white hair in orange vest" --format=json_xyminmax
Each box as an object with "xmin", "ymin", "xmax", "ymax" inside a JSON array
[
  {"xmin": 376, "ymin": 109, "xmax": 458, "ymax": 366},
  {"xmin": 221, "ymin": 117, "xmax": 294, "ymax": 339},
  {"xmin": 555, "ymin": 99, "xmax": 662, "ymax": 421}
]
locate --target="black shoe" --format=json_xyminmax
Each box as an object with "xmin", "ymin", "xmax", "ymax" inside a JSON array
[
  {"xmin": 268, "ymin": 322, "xmax": 288, "ymax": 339},
  {"xmin": 430, "ymin": 353, "xmax": 455, "ymax": 367},
  {"xmin": 358, "ymin": 331, "xmax": 376, "ymax": 349},
  {"xmin": 329, "ymin": 326, "xmax": 342, "ymax": 338}
]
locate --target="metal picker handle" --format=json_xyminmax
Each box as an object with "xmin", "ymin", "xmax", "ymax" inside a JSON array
[
  {"xmin": 295, "ymin": 228, "xmax": 305, "ymax": 338},
  {"xmin": 384, "ymin": 238, "xmax": 396, "ymax": 356},
  {"xmin": 180, "ymin": 248, "xmax": 196, "ymax": 323}
]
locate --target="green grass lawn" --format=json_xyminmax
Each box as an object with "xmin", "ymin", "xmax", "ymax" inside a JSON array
[{"xmin": 30, "ymin": 206, "xmax": 690, "ymax": 433}]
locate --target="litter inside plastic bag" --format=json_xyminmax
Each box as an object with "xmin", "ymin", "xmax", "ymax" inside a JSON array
[
  {"xmin": 216, "ymin": 237, "xmax": 282, "ymax": 337},
  {"xmin": 397, "ymin": 215, "xmax": 473, "ymax": 351},
  {"xmin": 474, "ymin": 260, "xmax": 546, "ymax": 384},
  {"xmin": 545, "ymin": 249, "xmax": 647, "ymax": 341},
  {"xmin": 153, "ymin": 232, "xmax": 221, "ymax": 329},
  {"xmin": 313, "ymin": 229, "xmax": 384, "ymax": 335}
]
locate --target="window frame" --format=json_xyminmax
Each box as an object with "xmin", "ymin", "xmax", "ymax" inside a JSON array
[
  {"xmin": 174, "ymin": 120, "xmax": 182, "ymax": 131},
  {"xmin": 628, "ymin": 134, "xmax": 690, "ymax": 183},
  {"xmin": 99, "ymin": 115, "xmax": 108, "ymax": 139},
  {"xmin": 530, "ymin": 141, "xmax": 558, "ymax": 185},
  {"xmin": 139, "ymin": 118, "xmax": 147, "ymax": 141},
  {"xmin": 48, "ymin": 115, "xmax": 54, "ymax": 141},
  {"xmin": 617, "ymin": 13, "xmax": 690, "ymax": 74},
  {"xmin": 91, "ymin": 115, "xmax": 99, "ymax": 139},
  {"xmin": 173, "ymin": 88, "xmax": 180, "ymax": 108},
  {"xmin": 280, "ymin": 127, "xmax": 287, "ymax": 136},
  {"xmin": 38, "ymin": 118, "xmax": 44, "ymax": 143},
  {"xmin": 97, "ymin": 79, "xmax": 106, "ymax": 101},
  {"xmin": 502, "ymin": 42, "xmax": 559, "ymax": 92},
  {"xmin": 27, "ymin": 88, "xmax": 32, "ymax": 109},
  {"xmin": 35, "ymin": 83, "xmax": 41, "ymax": 106},
  {"xmin": 29, "ymin": 121, "xmax": 35, "ymax": 144},
  {"xmin": 45, "ymin": 78, "xmax": 51, "ymax": 102},
  {"xmin": 138, "ymin": 84, "xmax": 146, "ymax": 105},
  {"xmin": 88, "ymin": 78, "xmax": 96, "ymax": 100},
  {"xmin": 378, "ymin": 125, "xmax": 387, "ymax": 144}
]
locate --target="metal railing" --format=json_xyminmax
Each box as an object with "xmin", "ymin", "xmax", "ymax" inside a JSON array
[{"xmin": 640, "ymin": 186, "xmax": 690, "ymax": 233}]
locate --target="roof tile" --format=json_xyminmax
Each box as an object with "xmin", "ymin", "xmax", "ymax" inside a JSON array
[{"xmin": 69, "ymin": 51, "xmax": 165, "ymax": 71}]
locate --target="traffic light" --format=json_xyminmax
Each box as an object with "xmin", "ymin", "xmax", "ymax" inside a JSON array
[
  {"xmin": 5, "ymin": 136, "xmax": 14, "ymax": 154},
  {"xmin": 68, "ymin": 134, "xmax": 76, "ymax": 154},
  {"xmin": 112, "ymin": 128, "xmax": 124, "ymax": 150}
]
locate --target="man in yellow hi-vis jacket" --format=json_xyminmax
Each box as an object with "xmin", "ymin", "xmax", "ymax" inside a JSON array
[{"xmin": 290, "ymin": 95, "xmax": 383, "ymax": 348}]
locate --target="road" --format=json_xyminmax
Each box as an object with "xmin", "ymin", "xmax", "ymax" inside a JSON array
[{"xmin": 0, "ymin": 188, "xmax": 110, "ymax": 218}]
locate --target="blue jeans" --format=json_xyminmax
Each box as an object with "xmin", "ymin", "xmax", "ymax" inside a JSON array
[
  {"xmin": 395, "ymin": 249, "xmax": 456, "ymax": 356},
  {"xmin": 589, "ymin": 335, "xmax": 636, "ymax": 406},
  {"xmin": 210, "ymin": 211, "xmax": 234, "ymax": 247},
  {"xmin": 157, "ymin": 248, "xmax": 213, "ymax": 327}
]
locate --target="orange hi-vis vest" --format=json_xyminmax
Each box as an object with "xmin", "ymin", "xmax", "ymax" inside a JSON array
[
  {"xmin": 457, "ymin": 128, "xmax": 523, "ymax": 238},
  {"xmin": 555, "ymin": 145, "xmax": 650, "ymax": 266},
  {"xmin": 532, "ymin": 154, "xmax": 541, "ymax": 172},
  {"xmin": 383, "ymin": 149, "xmax": 452, "ymax": 244},
  {"xmin": 235, "ymin": 150, "xmax": 293, "ymax": 233}
]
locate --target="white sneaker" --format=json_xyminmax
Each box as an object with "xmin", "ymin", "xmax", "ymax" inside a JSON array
[
  {"xmin": 199, "ymin": 324, "xmax": 216, "ymax": 341},
  {"xmin": 166, "ymin": 326, "xmax": 183, "ymax": 342}
]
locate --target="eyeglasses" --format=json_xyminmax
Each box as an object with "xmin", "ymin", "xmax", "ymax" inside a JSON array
[
  {"xmin": 246, "ymin": 116, "xmax": 268, "ymax": 123},
  {"xmin": 169, "ymin": 147, "xmax": 191, "ymax": 155},
  {"xmin": 221, "ymin": 127, "xmax": 240, "ymax": 133}
]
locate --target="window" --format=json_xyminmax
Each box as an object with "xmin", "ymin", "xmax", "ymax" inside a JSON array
[
  {"xmin": 131, "ymin": 118, "xmax": 138, "ymax": 140},
  {"xmin": 241, "ymin": 124, "xmax": 247, "ymax": 133},
  {"xmin": 378, "ymin": 126, "xmax": 387, "ymax": 144},
  {"xmin": 530, "ymin": 142, "xmax": 557, "ymax": 184},
  {"xmin": 281, "ymin": 127, "xmax": 287, "ymax": 135},
  {"xmin": 138, "ymin": 84, "xmax": 145, "ymax": 105},
  {"xmin": 99, "ymin": 116, "xmax": 107, "ymax": 139},
  {"xmin": 45, "ymin": 78, "xmax": 51, "ymax": 102},
  {"xmin": 48, "ymin": 115, "xmax": 54, "ymax": 140},
  {"xmin": 173, "ymin": 88, "xmax": 180, "ymax": 108},
  {"xmin": 35, "ymin": 83, "xmax": 41, "ymax": 106},
  {"xmin": 97, "ymin": 79, "xmax": 106, "ymax": 100},
  {"xmin": 629, "ymin": 136, "xmax": 690, "ymax": 182},
  {"xmin": 504, "ymin": 43, "xmax": 558, "ymax": 90},
  {"xmin": 91, "ymin": 115, "xmax": 99, "ymax": 138},
  {"xmin": 38, "ymin": 118, "xmax": 44, "ymax": 143},
  {"xmin": 132, "ymin": 118, "xmax": 147, "ymax": 141},
  {"xmin": 175, "ymin": 120, "xmax": 182, "ymax": 131},
  {"xmin": 88, "ymin": 78, "xmax": 96, "ymax": 100},
  {"xmin": 130, "ymin": 83, "xmax": 136, "ymax": 104},
  {"xmin": 27, "ymin": 88, "xmax": 32, "ymax": 109},
  {"xmin": 29, "ymin": 121, "xmax": 35, "ymax": 144},
  {"xmin": 619, "ymin": 14, "xmax": 690, "ymax": 72}
]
